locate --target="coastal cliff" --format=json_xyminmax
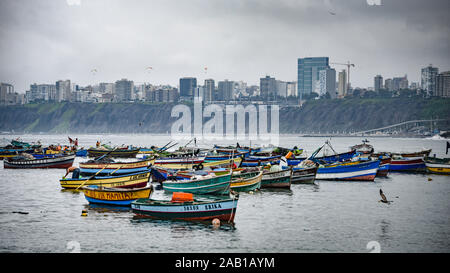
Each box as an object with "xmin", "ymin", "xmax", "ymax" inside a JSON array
[{"xmin": 1, "ymin": 98, "xmax": 449, "ymax": 134}]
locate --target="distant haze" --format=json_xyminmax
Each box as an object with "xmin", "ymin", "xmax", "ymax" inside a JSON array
[{"xmin": 0, "ymin": 0, "xmax": 449, "ymax": 92}]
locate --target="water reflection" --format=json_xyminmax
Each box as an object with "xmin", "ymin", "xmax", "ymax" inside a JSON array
[
  {"xmin": 130, "ymin": 216, "xmax": 237, "ymax": 232},
  {"xmin": 378, "ymin": 219, "xmax": 392, "ymax": 241}
]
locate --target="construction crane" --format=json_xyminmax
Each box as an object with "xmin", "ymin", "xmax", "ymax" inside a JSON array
[{"xmin": 330, "ymin": 61, "xmax": 355, "ymax": 91}]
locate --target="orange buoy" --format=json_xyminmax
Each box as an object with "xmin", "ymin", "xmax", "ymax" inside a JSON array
[{"xmin": 212, "ymin": 218, "xmax": 221, "ymax": 228}]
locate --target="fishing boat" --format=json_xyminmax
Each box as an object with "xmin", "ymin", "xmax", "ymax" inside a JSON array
[
  {"xmin": 82, "ymin": 185, "xmax": 153, "ymax": 206},
  {"xmin": 4, "ymin": 154, "xmax": 75, "ymax": 169},
  {"xmin": 395, "ymin": 149, "xmax": 432, "ymax": 158},
  {"xmin": 389, "ymin": 156, "xmax": 426, "ymax": 172},
  {"xmin": 290, "ymin": 166, "xmax": 318, "ymax": 184},
  {"xmin": 60, "ymin": 170, "xmax": 151, "ymax": 189},
  {"xmin": 79, "ymin": 158, "xmax": 154, "ymax": 176},
  {"xmin": 315, "ymin": 160, "xmax": 380, "ymax": 181},
  {"xmin": 261, "ymin": 168, "xmax": 292, "ymax": 189},
  {"xmin": 162, "ymin": 172, "xmax": 232, "ymax": 195},
  {"xmin": 424, "ymin": 157, "xmax": 450, "ymax": 174},
  {"xmin": 350, "ymin": 140, "xmax": 374, "ymax": 154},
  {"xmin": 230, "ymin": 171, "xmax": 263, "ymax": 192},
  {"xmin": 87, "ymin": 147, "xmax": 140, "ymax": 158},
  {"xmin": 131, "ymin": 192, "xmax": 239, "ymax": 222},
  {"xmin": 372, "ymin": 155, "xmax": 391, "ymax": 177},
  {"xmin": 154, "ymin": 156, "xmax": 205, "ymax": 169},
  {"xmin": 240, "ymin": 155, "xmax": 282, "ymax": 167},
  {"xmin": 0, "ymin": 148, "xmax": 35, "ymax": 160},
  {"xmin": 204, "ymin": 152, "xmax": 246, "ymax": 162}
]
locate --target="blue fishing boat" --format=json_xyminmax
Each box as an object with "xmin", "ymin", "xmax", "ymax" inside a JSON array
[{"xmin": 315, "ymin": 160, "xmax": 380, "ymax": 181}]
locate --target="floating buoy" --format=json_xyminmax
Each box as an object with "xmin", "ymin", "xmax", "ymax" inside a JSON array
[
  {"xmin": 212, "ymin": 218, "xmax": 221, "ymax": 228},
  {"xmin": 81, "ymin": 210, "xmax": 88, "ymax": 217},
  {"xmin": 428, "ymin": 178, "xmax": 432, "ymax": 181},
  {"xmin": 249, "ymin": 191, "xmax": 254, "ymax": 194}
]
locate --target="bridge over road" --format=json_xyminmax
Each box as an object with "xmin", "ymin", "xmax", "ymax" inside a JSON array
[{"xmin": 350, "ymin": 119, "xmax": 450, "ymax": 136}]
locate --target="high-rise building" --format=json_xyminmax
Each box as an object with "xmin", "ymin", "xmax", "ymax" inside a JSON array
[
  {"xmin": 99, "ymin": 82, "xmax": 114, "ymax": 94},
  {"xmin": 338, "ymin": 69, "xmax": 347, "ymax": 98},
  {"xmin": 114, "ymin": 78, "xmax": 134, "ymax": 102},
  {"xmin": 374, "ymin": 75, "xmax": 383, "ymax": 92},
  {"xmin": 393, "ymin": 75, "xmax": 408, "ymax": 91},
  {"xmin": 297, "ymin": 57, "xmax": 330, "ymax": 100},
  {"xmin": 436, "ymin": 71, "xmax": 450, "ymax": 97},
  {"xmin": 204, "ymin": 79, "xmax": 215, "ymax": 102},
  {"xmin": 275, "ymin": 80, "xmax": 287, "ymax": 98},
  {"xmin": 286, "ymin": 82, "xmax": 297, "ymax": 97},
  {"xmin": 421, "ymin": 65, "xmax": 439, "ymax": 96},
  {"xmin": 56, "ymin": 80, "xmax": 71, "ymax": 102},
  {"xmin": 217, "ymin": 80, "xmax": 234, "ymax": 101},
  {"xmin": 384, "ymin": 79, "xmax": 393, "ymax": 91},
  {"xmin": 0, "ymin": 83, "xmax": 14, "ymax": 105},
  {"xmin": 179, "ymin": 77, "xmax": 197, "ymax": 98},
  {"xmin": 319, "ymin": 68, "xmax": 336, "ymax": 98},
  {"xmin": 260, "ymin": 76, "xmax": 276, "ymax": 99}
]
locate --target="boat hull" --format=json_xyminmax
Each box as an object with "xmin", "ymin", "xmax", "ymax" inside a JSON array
[
  {"xmin": 290, "ymin": 166, "xmax": 318, "ymax": 184},
  {"xmin": 87, "ymin": 148, "xmax": 140, "ymax": 158},
  {"xmin": 60, "ymin": 170, "xmax": 151, "ymax": 189},
  {"xmin": 82, "ymin": 186, "xmax": 153, "ymax": 206},
  {"xmin": 131, "ymin": 198, "xmax": 238, "ymax": 222},
  {"xmin": 390, "ymin": 157, "xmax": 426, "ymax": 172},
  {"xmin": 261, "ymin": 169, "xmax": 292, "ymax": 189},
  {"xmin": 230, "ymin": 171, "xmax": 263, "ymax": 192},
  {"xmin": 162, "ymin": 173, "xmax": 232, "ymax": 195},
  {"xmin": 425, "ymin": 162, "xmax": 450, "ymax": 174},
  {"xmin": 4, "ymin": 155, "xmax": 75, "ymax": 169},
  {"xmin": 316, "ymin": 160, "xmax": 380, "ymax": 181}
]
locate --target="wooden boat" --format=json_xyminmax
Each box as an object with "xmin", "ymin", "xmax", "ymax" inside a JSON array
[
  {"xmin": 390, "ymin": 156, "xmax": 426, "ymax": 172},
  {"xmin": 374, "ymin": 156, "xmax": 391, "ymax": 177},
  {"xmin": 350, "ymin": 140, "xmax": 374, "ymax": 154},
  {"xmin": 315, "ymin": 160, "xmax": 380, "ymax": 181},
  {"xmin": 87, "ymin": 147, "xmax": 140, "ymax": 158},
  {"xmin": 4, "ymin": 154, "xmax": 75, "ymax": 169},
  {"xmin": 82, "ymin": 185, "xmax": 153, "ymax": 206},
  {"xmin": 230, "ymin": 171, "xmax": 263, "ymax": 192},
  {"xmin": 424, "ymin": 157, "xmax": 450, "ymax": 175},
  {"xmin": 204, "ymin": 152, "xmax": 246, "ymax": 162},
  {"xmin": 240, "ymin": 155, "xmax": 282, "ymax": 167},
  {"xmin": 154, "ymin": 156, "xmax": 205, "ymax": 169},
  {"xmin": 162, "ymin": 172, "xmax": 232, "ymax": 195},
  {"xmin": 79, "ymin": 158, "xmax": 154, "ymax": 176},
  {"xmin": 261, "ymin": 168, "xmax": 292, "ymax": 189},
  {"xmin": 131, "ymin": 192, "xmax": 239, "ymax": 222},
  {"xmin": 395, "ymin": 149, "xmax": 432, "ymax": 158},
  {"xmin": 60, "ymin": 170, "xmax": 151, "ymax": 189},
  {"xmin": 290, "ymin": 166, "xmax": 318, "ymax": 184},
  {"xmin": 0, "ymin": 148, "xmax": 35, "ymax": 160}
]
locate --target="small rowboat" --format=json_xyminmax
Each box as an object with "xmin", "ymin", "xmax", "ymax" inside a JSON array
[
  {"xmin": 316, "ymin": 160, "xmax": 380, "ymax": 181},
  {"xmin": 230, "ymin": 171, "xmax": 263, "ymax": 192},
  {"xmin": 390, "ymin": 156, "xmax": 426, "ymax": 172},
  {"xmin": 395, "ymin": 149, "xmax": 432, "ymax": 158},
  {"xmin": 60, "ymin": 170, "xmax": 151, "ymax": 189},
  {"xmin": 4, "ymin": 154, "xmax": 75, "ymax": 169},
  {"xmin": 424, "ymin": 157, "xmax": 450, "ymax": 175},
  {"xmin": 131, "ymin": 192, "xmax": 239, "ymax": 223},
  {"xmin": 261, "ymin": 168, "xmax": 292, "ymax": 189},
  {"xmin": 79, "ymin": 158, "xmax": 154, "ymax": 176},
  {"xmin": 240, "ymin": 155, "xmax": 282, "ymax": 167},
  {"xmin": 82, "ymin": 185, "xmax": 153, "ymax": 206},
  {"xmin": 154, "ymin": 156, "xmax": 205, "ymax": 169},
  {"xmin": 290, "ymin": 166, "xmax": 318, "ymax": 184},
  {"xmin": 162, "ymin": 172, "xmax": 232, "ymax": 195},
  {"xmin": 87, "ymin": 148, "xmax": 140, "ymax": 158}
]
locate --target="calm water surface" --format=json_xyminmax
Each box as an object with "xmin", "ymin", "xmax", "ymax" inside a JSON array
[{"xmin": 0, "ymin": 134, "xmax": 449, "ymax": 253}]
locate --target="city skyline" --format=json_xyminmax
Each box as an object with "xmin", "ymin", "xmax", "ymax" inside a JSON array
[{"xmin": 1, "ymin": 0, "xmax": 449, "ymax": 93}]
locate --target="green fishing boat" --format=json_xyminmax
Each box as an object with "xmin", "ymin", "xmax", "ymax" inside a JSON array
[
  {"xmin": 162, "ymin": 171, "xmax": 232, "ymax": 195},
  {"xmin": 230, "ymin": 171, "xmax": 263, "ymax": 192}
]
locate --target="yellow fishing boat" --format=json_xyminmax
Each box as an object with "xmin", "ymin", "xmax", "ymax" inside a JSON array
[
  {"xmin": 82, "ymin": 185, "xmax": 153, "ymax": 206},
  {"xmin": 60, "ymin": 170, "xmax": 151, "ymax": 189},
  {"xmin": 425, "ymin": 157, "xmax": 450, "ymax": 175}
]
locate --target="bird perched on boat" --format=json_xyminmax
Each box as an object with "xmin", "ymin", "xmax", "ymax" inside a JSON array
[{"xmin": 379, "ymin": 189, "xmax": 391, "ymax": 204}]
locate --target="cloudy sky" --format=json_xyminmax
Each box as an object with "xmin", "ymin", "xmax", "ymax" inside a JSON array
[{"xmin": 0, "ymin": 0, "xmax": 449, "ymax": 92}]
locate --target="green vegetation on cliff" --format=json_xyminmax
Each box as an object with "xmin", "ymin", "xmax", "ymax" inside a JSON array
[{"xmin": 0, "ymin": 98, "xmax": 449, "ymax": 134}]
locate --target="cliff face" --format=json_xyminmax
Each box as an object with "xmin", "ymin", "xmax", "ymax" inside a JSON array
[{"xmin": 1, "ymin": 98, "xmax": 449, "ymax": 134}]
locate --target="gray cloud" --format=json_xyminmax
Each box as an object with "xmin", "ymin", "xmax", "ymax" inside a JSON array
[{"xmin": 0, "ymin": 0, "xmax": 449, "ymax": 92}]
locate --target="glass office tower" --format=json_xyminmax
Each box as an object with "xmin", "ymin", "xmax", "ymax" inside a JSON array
[{"xmin": 298, "ymin": 57, "xmax": 330, "ymax": 100}]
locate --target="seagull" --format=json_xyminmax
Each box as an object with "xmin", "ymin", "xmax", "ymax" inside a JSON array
[{"xmin": 379, "ymin": 189, "xmax": 391, "ymax": 204}]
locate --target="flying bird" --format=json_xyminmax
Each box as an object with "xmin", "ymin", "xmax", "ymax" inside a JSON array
[{"xmin": 329, "ymin": 11, "xmax": 336, "ymax": 15}]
